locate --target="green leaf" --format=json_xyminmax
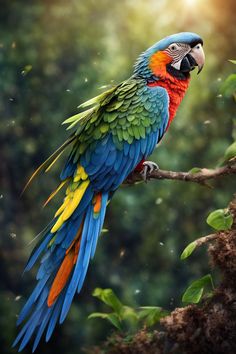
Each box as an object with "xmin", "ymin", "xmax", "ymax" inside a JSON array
[
  {"xmin": 138, "ymin": 306, "xmax": 168, "ymax": 327},
  {"xmin": 223, "ymin": 141, "xmax": 236, "ymax": 161},
  {"xmin": 121, "ymin": 306, "xmax": 139, "ymax": 327},
  {"xmin": 180, "ymin": 241, "xmax": 197, "ymax": 260},
  {"xmin": 221, "ymin": 73, "xmax": 236, "ymax": 97},
  {"xmin": 106, "ymin": 313, "xmax": 122, "ymax": 330},
  {"xmin": 88, "ymin": 312, "xmax": 122, "ymax": 330},
  {"xmin": 122, "ymin": 306, "xmax": 138, "ymax": 320},
  {"xmin": 88, "ymin": 312, "xmax": 109, "ymax": 319},
  {"xmin": 206, "ymin": 209, "xmax": 233, "ymax": 230},
  {"xmin": 229, "ymin": 59, "xmax": 236, "ymax": 64},
  {"xmin": 188, "ymin": 167, "xmax": 202, "ymax": 174},
  {"xmin": 92, "ymin": 288, "xmax": 124, "ymax": 316},
  {"xmin": 182, "ymin": 274, "xmax": 214, "ymax": 304}
]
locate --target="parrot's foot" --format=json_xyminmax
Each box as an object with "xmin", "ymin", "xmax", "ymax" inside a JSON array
[{"xmin": 141, "ymin": 161, "xmax": 159, "ymax": 181}]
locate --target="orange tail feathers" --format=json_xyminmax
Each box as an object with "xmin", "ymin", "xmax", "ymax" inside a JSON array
[{"xmin": 47, "ymin": 225, "xmax": 82, "ymax": 307}]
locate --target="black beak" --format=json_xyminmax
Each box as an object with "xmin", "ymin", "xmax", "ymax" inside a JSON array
[{"xmin": 180, "ymin": 53, "xmax": 197, "ymax": 73}]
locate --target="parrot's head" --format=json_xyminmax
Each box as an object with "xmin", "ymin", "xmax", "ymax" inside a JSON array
[{"xmin": 134, "ymin": 32, "xmax": 205, "ymax": 81}]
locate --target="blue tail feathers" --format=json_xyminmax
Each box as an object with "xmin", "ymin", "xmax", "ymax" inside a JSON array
[{"xmin": 13, "ymin": 189, "xmax": 109, "ymax": 351}]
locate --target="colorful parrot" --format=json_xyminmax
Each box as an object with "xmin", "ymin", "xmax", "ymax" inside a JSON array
[{"xmin": 14, "ymin": 32, "xmax": 205, "ymax": 351}]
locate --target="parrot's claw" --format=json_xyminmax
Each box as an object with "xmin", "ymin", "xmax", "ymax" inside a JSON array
[{"xmin": 141, "ymin": 161, "xmax": 159, "ymax": 181}]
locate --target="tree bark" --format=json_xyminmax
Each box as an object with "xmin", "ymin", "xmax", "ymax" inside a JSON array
[{"xmin": 125, "ymin": 160, "xmax": 236, "ymax": 186}]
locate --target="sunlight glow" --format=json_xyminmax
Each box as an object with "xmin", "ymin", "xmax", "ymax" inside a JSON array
[{"xmin": 185, "ymin": 0, "xmax": 197, "ymax": 6}]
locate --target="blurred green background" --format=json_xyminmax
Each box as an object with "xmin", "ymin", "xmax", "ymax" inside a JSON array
[{"xmin": 0, "ymin": 0, "xmax": 235, "ymax": 353}]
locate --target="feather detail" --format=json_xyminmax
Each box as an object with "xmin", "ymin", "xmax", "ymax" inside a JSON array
[
  {"xmin": 22, "ymin": 135, "xmax": 76, "ymax": 195},
  {"xmin": 47, "ymin": 251, "xmax": 74, "ymax": 307},
  {"xmin": 93, "ymin": 193, "xmax": 102, "ymax": 214},
  {"xmin": 43, "ymin": 179, "xmax": 70, "ymax": 208},
  {"xmin": 45, "ymin": 151, "xmax": 65, "ymax": 173},
  {"xmin": 47, "ymin": 232, "xmax": 81, "ymax": 307},
  {"xmin": 77, "ymin": 85, "xmax": 117, "ymax": 109},
  {"xmin": 51, "ymin": 179, "xmax": 90, "ymax": 233}
]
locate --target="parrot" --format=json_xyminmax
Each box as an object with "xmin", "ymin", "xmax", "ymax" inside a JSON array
[{"xmin": 13, "ymin": 32, "xmax": 205, "ymax": 351}]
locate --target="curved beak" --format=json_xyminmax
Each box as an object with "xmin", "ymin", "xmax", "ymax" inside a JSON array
[{"xmin": 189, "ymin": 43, "xmax": 205, "ymax": 74}]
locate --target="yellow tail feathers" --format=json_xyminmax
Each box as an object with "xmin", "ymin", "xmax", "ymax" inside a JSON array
[{"xmin": 51, "ymin": 166, "xmax": 89, "ymax": 233}]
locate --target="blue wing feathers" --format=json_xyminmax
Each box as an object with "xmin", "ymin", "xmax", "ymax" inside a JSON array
[
  {"xmin": 60, "ymin": 157, "xmax": 77, "ymax": 180},
  {"xmin": 140, "ymin": 137, "xmax": 147, "ymax": 155},
  {"xmin": 128, "ymin": 142, "xmax": 136, "ymax": 159},
  {"xmin": 105, "ymin": 149, "xmax": 117, "ymax": 166},
  {"xmin": 123, "ymin": 142, "xmax": 130, "ymax": 156}
]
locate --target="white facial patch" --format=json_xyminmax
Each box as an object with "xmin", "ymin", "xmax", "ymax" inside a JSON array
[{"xmin": 165, "ymin": 43, "xmax": 191, "ymax": 70}]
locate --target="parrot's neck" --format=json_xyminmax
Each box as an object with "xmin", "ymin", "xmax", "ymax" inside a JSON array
[{"xmin": 148, "ymin": 76, "xmax": 190, "ymax": 129}]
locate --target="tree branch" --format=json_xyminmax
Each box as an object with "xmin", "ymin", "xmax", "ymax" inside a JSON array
[
  {"xmin": 125, "ymin": 160, "xmax": 236, "ymax": 186},
  {"xmin": 193, "ymin": 233, "xmax": 218, "ymax": 248}
]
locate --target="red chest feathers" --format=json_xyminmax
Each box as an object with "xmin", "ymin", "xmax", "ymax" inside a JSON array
[
  {"xmin": 148, "ymin": 77, "xmax": 189, "ymax": 128},
  {"xmin": 148, "ymin": 51, "xmax": 190, "ymax": 128}
]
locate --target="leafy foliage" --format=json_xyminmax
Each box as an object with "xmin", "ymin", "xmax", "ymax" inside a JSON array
[
  {"xmin": 188, "ymin": 167, "xmax": 202, "ymax": 174},
  {"xmin": 206, "ymin": 209, "xmax": 233, "ymax": 230},
  {"xmin": 88, "ymin": 288, "xmax": 168, "ymax": 330},
  {"xmin": 92, "ymin": 288, "xmax": 124, "ymax": 316},
  {"xmin": 182, "ymin": 274, "xmax": 214, "ymax": 304},
  {"xmin": 181, "ymin": 203, "xmax": 233, "ymax": 304},
  {"xmin": 223, "ymin": 141, "xmax": 236, "ymax": 162},
  {"xmin": 180, "ymin": 241, "xmax": 197, "ymax": 260},
  {"xmin": 221, "ymin": 60, "xmax": 236, "ymax": 100},
  {"xmin": 221, "ymin": 74, "xmax": 236, "ymax": 98},
  {"xmin": 138, "ymin": 307, "xmax": 169, "ymax": 327},
  {"xmin": 88, "ymin": 312, "xmax": 122, "ymax": 330}
]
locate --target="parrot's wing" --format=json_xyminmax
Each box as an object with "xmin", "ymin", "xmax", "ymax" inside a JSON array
[
  {"xmin": 22, "ymin": 84, "xmax": 120, "ymax": 192},
  {"xmin": 24, "ymin": 77, "xmax": 169, "ymax": 192},
  {"xmin": 63, "ymin": 77, "xmax": 168, "ymax": 143},
  {"xmin": 62, "ymin": 84, "xmax": 120, "ymax": 133},
  {"xmin": 60, "ymin": 77, "xmax": 169, "ymax": 186}
]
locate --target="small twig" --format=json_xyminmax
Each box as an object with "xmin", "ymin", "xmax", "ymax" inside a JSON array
[
  {"xmin": 194, "ymin": 233, "xmax": 218, "ymax": 248},
  {"xmin": 125, "ymin": 162, "xmax": 236, "ymax": 185}
]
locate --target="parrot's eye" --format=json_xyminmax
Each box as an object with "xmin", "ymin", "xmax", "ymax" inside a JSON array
[{"xmin": 170, "ymin": 44, "xmax": 178, "ymax": 51}]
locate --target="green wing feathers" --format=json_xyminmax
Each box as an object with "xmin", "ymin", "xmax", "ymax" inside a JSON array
[
  {"xmin": 23, "ymin": 76, "xmax": 164, "ymax": 191},
  {"xmin": 62, "ymin": 77, "xmax": 161, "ymax": 150}
]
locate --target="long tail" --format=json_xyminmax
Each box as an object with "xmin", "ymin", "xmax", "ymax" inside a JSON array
[{"xmin": 13, "ymin": 168, "xmax": 108, "ymax": 352}]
